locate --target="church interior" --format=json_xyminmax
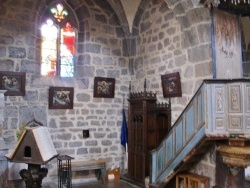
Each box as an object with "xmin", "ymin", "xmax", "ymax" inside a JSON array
[{"xmin": 1, "ymin": 0, "xmax": 250, "ymax": 187}]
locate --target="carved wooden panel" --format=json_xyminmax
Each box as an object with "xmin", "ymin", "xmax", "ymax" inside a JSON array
[
  {"xmin": 213, "ymin": 85, "xmax": 227, "ymax": 131},
  {"xmin": 245, "ymin": 116, "xmax": 250, "ymax": 130},
  {"xmin": 127, "ymin": 92, "xmax": 171, "ymax": 184},
  {"xmin": 214, "ymin": 116, "xmax": 226, "ymax": 131},
  {"xmin": 228, "ymin": 115, "xmax": 242, "ymax": 130},
  {"xmin": 245, "ymin": 84, "xmax": 250, "ymax": 113},
  {"xmin": 244, "ymin": 83, "xmax": 250, "ymax": 130},
  {"xmin": 210, "ymin": 82, "xmax": 250, "ymax": 132},
  {"xmin": 228, "ymin": 83, "xmax": 242, "ymax": 130},
  {"xmin": 214, "ymin": 85, "xmax": 226, "ymax": 113},
  {"xmin": 228, "ymin": 84, "xmax": 242, "ymax": 113}
]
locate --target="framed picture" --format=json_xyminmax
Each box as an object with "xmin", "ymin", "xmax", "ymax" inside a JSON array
[
  {"xmin": 49, "ymin": 87, "xmax": 74, "ymax": 109},
  {"xmin": 0, "ymin": 71, "xmax": 26, "ymax": 96},
  {"xmin": 161, "ymin": 72, "xmax": 182, "ymax": 98},
  {"xmin": 93, "ymin": 77, "xmax": 115, "ymax": 98}
]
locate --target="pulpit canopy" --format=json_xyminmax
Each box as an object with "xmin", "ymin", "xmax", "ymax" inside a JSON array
[{"xmin": 5, "ymin": 126, "xmax": 58, "ymax": 165}]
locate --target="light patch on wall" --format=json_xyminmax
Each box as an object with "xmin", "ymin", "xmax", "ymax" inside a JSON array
[
  {"xmin": 246, "ymin": 166, "xmax": 250, "ymax": 181},
  {"xmin": 120, "ymin": 0, "xmax": 141, "ymax": 33}
]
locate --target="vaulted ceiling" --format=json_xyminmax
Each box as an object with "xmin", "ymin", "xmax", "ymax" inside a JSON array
[
  {"xmin": 1, "ymin": 0, "xmax": 249, "ymax": 27},
  {"xmin": 1, "ymin": 0, "xmax": 249, "ymax": 36}
]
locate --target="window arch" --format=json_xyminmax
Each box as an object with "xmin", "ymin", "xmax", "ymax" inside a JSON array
[{"xmin": 41, "ymin": 2, "xmax": 77, "ymax": 77}]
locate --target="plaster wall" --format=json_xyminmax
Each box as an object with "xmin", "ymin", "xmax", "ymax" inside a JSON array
[{"xmin": 120, "ymin": 0, "xmax": 141, "ymax": 33}]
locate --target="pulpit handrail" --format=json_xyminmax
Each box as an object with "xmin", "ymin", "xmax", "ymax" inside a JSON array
[{"xmin": 150, "ymin": 79, "xmax": 250, "ymax": 187}]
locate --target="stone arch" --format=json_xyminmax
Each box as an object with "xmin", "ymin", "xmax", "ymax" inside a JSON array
[
  {"xmin": 33, "ymin": 0, "xmax": 129, "ymax": 39},
  {"xmin": 131, "ymin": 0, "xmax": 151, "ymax": 35},
  {"xmin": 32, "ymin": 0, "xmax": 131, "ymax": 78},
  {"xmin": 1, "ymin": 0, "xmax": 130, "ymax": 35},
  {"xmin": 133, "ymin": 0, "xmax": 211, "ymax": 35},
  {"xmin": 131, "ymin": 0, "xmax": 200, "ymax": 34},
  {"xmin": 40, "ymin": 2, "xmax": 78, "ymax": 30},
  {"xmin": 129, "ymin": 0, "xmax": 213, "ymax": 95},
  {"xmin": 105, "ymin": 0, "xmax": 130, "ymax": 36},
  {"xmin": 34, "ymin": 0, "xmax": 79, "ymax": 29}
]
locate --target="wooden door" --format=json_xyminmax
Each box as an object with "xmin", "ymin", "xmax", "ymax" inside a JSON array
[{"xmin": 128, "ymin": 111, "xmax": 145, "ymax": 181}]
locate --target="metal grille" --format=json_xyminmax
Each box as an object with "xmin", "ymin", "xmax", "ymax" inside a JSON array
[{"xmin": 57, "ymin": 155, "xmax": 74, "ymax": 188}]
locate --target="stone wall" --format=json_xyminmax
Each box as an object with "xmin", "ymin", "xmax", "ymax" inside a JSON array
[
  {"xmin": 189, "ymin": 144, "xmax": 217, "ymax": 187},
  {"xmin": 0, "ymin": 90, "xmax": 8, "ymax": 188},
  {"xmin": 0, "ymin": 0, "xmax": 236, "ymax": 186},
  {"xmin": 131, "ymin": 0, "xmax": 213, "ymax": 123},
  {"xmin": 0, "ymin": 0, "xmax": 130, "ymax": 182},
  {"xmin": 130, "ymin": 0, "xmax": 215, "ymax": 185}
]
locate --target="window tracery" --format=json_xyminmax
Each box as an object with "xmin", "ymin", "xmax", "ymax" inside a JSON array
[{"xmin": 41, "ymin": 3, "xmax": 76, "ymax": 77}]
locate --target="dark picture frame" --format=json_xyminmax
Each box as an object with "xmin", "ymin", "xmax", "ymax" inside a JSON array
[
  {"xmin": 0, "ymin": 71, "xmax": 26, "ymax": 96},
  {"xmin": 93, "ymin": 77, "xmax": 115, "ymax": 98},
  {"xmin": 49, "ymin": 87, "xmax": 74, "ymax": 109},
  {"xmin": 161, "ymin": 72, "xmax": 182, "ymax": 98}
]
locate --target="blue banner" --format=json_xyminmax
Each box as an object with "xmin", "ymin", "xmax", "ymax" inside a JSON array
[{"xmin": 120, "ymin": 109, "xmax": 128, "ymax": 150}]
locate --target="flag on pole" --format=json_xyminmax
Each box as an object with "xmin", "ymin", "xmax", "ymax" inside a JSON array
[{"xmin": 120, "ymin": 109, "xmax": 128, "ymax": 151}]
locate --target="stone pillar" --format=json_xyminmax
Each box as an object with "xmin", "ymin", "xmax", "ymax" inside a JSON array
[
  {"xmin": 217, "ymin": 139, "xmax": 250, "ymax": 188},
  {"xmin": 0, "ymin": 90, "xmax": 8, "ymax": 188},
  {"xmin": 0, "ymin": 90, "xmax": 7, "ymax": 139}
]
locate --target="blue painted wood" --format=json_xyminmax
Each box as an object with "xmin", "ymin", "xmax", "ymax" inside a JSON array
[
  {"xmin": 151, "ymin": 149, "xmax": 157, "ymax": 182},
  {"xmin": 156, "ymin": 126, "xmax": 206, "ymax": 184},
  {"xmin": 165, "ymin": 132, "xmax": 173, "ymax": 164},
  {"xmin": 175, "ymin": 120, "xmax": 183, "ymax": 153},
  {"xmin": 205, "ymin": 83, "xmax": 213, "ymax": 133},
  {"xmin": 185, "ymin": 103, "xmax": 195, "ymax": 141},
  {"xmin": 150, "ymin": 80, "xmax": 250, "ymax": 186},
  {"xmin": 151, "ymin": 84, "xmax": 206, "ymax": 182},
  {"xmin": 197, "ymin": 89, "xmax": 205, "ymax": 128},
  {"xmin": 157, "ymin": 144, "xmax": 164, "ymax": 174}
]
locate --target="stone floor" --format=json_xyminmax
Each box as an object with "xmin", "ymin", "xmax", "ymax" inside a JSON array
[
  {"xmin": 8, "ymin": 172, "xmax": 145, "ymax": 188},
  {"xmin": 9, "ymin": 178, "xmax": 142, "ymax": 188},
  {"xmin": 42, "ymin": 180, "xmax": 141, "ymax": 188}
]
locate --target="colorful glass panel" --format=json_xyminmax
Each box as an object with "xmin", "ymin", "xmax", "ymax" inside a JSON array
[
  {"xmin": 60, "ymin": 23, "xmax": 75, "ymax": 77},
  {"xmin": 51, "ymin": 3, "xmax": 68, "ymax": 23},
  {"xmin": 41, "ymin": 20, "xmax": 75, "ymax": 77},
  {"xmin": 41, "ymin": 19, "xmax": 58, "ymax": 76}
]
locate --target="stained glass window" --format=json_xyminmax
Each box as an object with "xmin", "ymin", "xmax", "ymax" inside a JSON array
[
  {"xmin": 60, "ymin": 23, "xmax": 75, "ymax": 77},
  {"xmin": 41, "ymin": 3, "xmax": 75, "ymax": 77}
]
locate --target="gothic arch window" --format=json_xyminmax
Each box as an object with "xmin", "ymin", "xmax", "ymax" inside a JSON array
[{"xmin": 41, "ymin": 2, "xmax": 77, "ymax": 77}]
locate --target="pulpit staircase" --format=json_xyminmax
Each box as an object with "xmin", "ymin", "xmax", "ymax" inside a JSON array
[{"xmin": 150, "ymin": 79, "xmax": 250, "ymax": 188}]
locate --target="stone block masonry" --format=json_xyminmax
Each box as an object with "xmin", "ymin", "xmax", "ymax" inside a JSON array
[
  {"xmin": 131, "ymin": 0, "xmax": 213, "ymax": 123},
  {"xmin": 0, "ymin": 0, "xmax": 130, "ymax": 184}
]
